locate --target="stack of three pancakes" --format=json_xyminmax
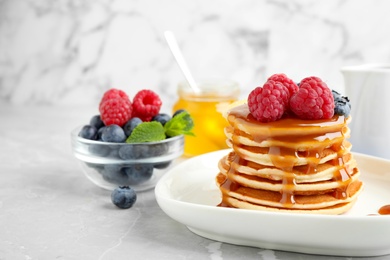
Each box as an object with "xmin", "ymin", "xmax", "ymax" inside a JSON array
[{"xmin": 216, "ymin": 104, "xmax": 363, "ymax": 214}]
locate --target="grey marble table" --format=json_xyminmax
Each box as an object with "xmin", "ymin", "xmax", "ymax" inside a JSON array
[{"xmin": 0, "ymin": 104, "xmax": 388, "ymax": 260}]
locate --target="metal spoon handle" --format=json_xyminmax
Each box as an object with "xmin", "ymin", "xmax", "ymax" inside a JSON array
[{"xmin": 164, "ymin": 31, "xmax": 200, "ymax": 93}]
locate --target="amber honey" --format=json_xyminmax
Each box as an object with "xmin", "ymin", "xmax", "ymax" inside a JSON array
[{"xmin": 173, "ymin": 79, "xmax": 239, "ymax": 157}]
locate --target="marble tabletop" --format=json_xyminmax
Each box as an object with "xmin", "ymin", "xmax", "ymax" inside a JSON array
[{"xmin": 0, "ymin": 104, "xmax": 388, "ymax": 260}]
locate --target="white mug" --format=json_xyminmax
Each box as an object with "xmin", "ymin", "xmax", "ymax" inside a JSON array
[{"xmin": 341, "ymin": 64, "xmax": 390, "ymax": 159}]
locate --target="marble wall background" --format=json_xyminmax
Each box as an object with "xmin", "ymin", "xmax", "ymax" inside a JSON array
[{"xmin": 1, "ymin": 0, "xmax": 390, "ymax": 112}]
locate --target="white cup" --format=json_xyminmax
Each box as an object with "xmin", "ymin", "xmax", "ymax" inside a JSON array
[{"xmin": 341, "ymin": 64, "xmax": 390, "ymax": 159}]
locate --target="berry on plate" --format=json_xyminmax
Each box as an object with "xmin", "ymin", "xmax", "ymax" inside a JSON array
[
  {"xmin": 332, "ymin": 90, "xmax": 351, "ymax": 117},
  {"xmin": 290, "ymin": 76, "xmax": 334, "ymax": 119},
  {"xmin": 267, "ymin": 73, "xmax": 299, "ymax": 97},
  {"xmin": 247, "ymin": 80, "xmax": 290, "ymax": 122}
]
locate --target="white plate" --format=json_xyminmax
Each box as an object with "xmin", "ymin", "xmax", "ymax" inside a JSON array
[{"xmin": 155, "ymin": 150, "xmax": 390, "ymax": 257}]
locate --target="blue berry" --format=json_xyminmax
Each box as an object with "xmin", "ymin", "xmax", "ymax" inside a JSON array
[
  {"xmin": 111, "ymin": 186, "xmax": 137, "ymax": 209},
  {"xmin": 79, "ymin": 125, "xmax": 98, "ymax": 140},
  {"xmin": 332, "ymin": 90, "xmax": 351, "ymax": 117},
  {"xmin": 90, "ymin": 115, "xmax": 104, "ymax": 130},
  {"xmin": 118, "ymin": 145, "xmax": 149, "ymax": 159},
  {"xmin": 101, "ymin": 125, "xmax": 126, "ymax": 143},
  {"xmin": 154, "ymin": 161, "xmax": 172, "ymax": 169},
  {"xmin": 172, "ymin": 109, "xmax": 187, "ymax": 118},
  {"xmin": 152, "ymin": 113, "xmax": 171, "ymax": 126},
  {"xmin": 123, "ymin": 164, "xmax": 153, "ymax": 185},
  {"xmin": 123, "ymin": 117, "xmax": 143, "ymax": 137},
  {"xmin": 102, "ymin": 165, "xmax": 129, "ymax": 185},
  {"xmin": 149, "ymin": 143, "xmax": 169, "ymax": 156},
  {"xmin": 85, "ymin": 162, "xmax": 104, "ymax": 172},
  {"xmin": 88, "ymin": 143, "xmax": 111, "ymax": 157},
  {"xmin": 96, "ymin": 126, "xmax": 106, "ymax": 140}
]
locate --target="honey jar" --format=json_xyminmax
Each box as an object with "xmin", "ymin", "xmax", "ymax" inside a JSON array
[{"xmin": 173, "ymin": 79, "xmax": 240, "ymax": 157}]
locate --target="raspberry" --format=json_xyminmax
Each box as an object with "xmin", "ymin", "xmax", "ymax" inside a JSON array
[
  {"xmin": 290, "ymin": 76, "xmax": 334, "ymax": 119},
  {"xmin": 99, "ymin": 97, "xmax": 133, "ymax": 127},
  {"xmin": 99, "ymin": 89, "xmax": 129, "ymax": 108},
  {"xmin": 132, "ymin": 89, "xmax": 162, "ymax": 121},
  {"xmin": 267, "ymin": 73, "xmax": 299, "ymax": 96},
  {"xmin": 248, "ymin": 80, "xmax": 289, "ymax": 122}
]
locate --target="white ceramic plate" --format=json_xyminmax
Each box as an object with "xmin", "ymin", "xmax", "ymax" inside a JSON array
[{"xmin": 155, "ymin": 150, "xmax": 390, "ymax": 257}]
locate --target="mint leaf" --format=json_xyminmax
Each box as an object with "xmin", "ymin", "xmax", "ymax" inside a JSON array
[
  {"xmin": 126, "ymin": 121, "xmax": 166, "ymax": 143},
  {"xmin": 164, "ymin": 111, "xmax": 195, "ymax": 137}
]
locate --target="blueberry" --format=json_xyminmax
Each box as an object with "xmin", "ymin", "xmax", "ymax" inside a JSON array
[
  {"xmin": 102, "ymin": 165, "xmax": 129, "ymax": 185},
  {"xmin": 118, "ymin": 145, "xmax": 149, "ymax": 159},
  {"xmin": 152, "ymin": 113, "xmax": 171, "ymax": 126},
  {"xmin": 90, "ymin": 115, "xmax": 104, "ymax": 130},
  {"xmin": 88, "ymin": 143, "xmax": 111, "ymax": 157},
  {"xmin": 97, "ymin": 126, "xmax": 106, "ymax": 140},
  {"xmin": 154, "ymin": 161, "xmax": 172, "ymax": 169},
  {"xmin": 123, "ymin": 117, "xmax": 142, "ymax": 137},
  {"xmin": 148, "ymin": 143, "xmax": 169, "ymax": 156},
  {"xmin": 172, "ymin": 109, "xmax": 187, "ymax": 118},
  {"xmin": 123, "ymin": 164, "xmax": 153, "ymax": 185},
  {"xmin": 79, "ymin": 125, "xmax": 98, "ymax": 140},
  {"xmin": 118, "ymin": 145, "xmax": 135, "ymax": 159},
  {"xmin": 106, "ymin": 146, "xmax": 120, "ymax": 158},
  {"xmin": 85, "ymin": 162, "xmax": 104, "ymax": 172},
  {"xmin": 111, "ymin": 186, "xmax": 137, "ymax": 209},
  {"xmin": 332, "ymin": 90, "xmax": 351, "ymax": 117},
  {"xmin": 101, "ymin": 125, "xmax": 126, "ymax": 143}
]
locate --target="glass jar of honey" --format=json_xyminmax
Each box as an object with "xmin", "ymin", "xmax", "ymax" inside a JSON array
[{"xmin": 173, "ymin": 79, "xmax": 240, "ymax": 157}]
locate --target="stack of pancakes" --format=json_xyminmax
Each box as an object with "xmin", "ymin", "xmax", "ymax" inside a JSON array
[{"xmin": 216, "ymin": 104, "xmax": 363, "ymax": 214}]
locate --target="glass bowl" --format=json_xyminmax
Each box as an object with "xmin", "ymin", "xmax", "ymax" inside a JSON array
[{"xmin": 71, "ymin": 126, "xmax": 184, "ymax": 191}]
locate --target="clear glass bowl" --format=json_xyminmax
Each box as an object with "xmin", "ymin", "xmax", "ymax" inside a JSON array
[{"xmin": 71, "ymin": 126, "xmax": 184, "ymax": 191}]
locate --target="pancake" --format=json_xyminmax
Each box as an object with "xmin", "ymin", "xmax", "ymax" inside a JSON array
[
  {"xmin": 216, "ymin": 172, "xmax": 362, "ymax": 213},
  {"xmin": 215, "ymin": 104, "xmax": 363, "ymax": 215},
  {"xmin": 218, "ymin": 152, "xmax": 357, "ymax": 183}
]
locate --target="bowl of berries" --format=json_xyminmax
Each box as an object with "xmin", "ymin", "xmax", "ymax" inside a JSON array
[{"xmin": 71, "ymin": 88, "xmax": 194, "ymax": 192}]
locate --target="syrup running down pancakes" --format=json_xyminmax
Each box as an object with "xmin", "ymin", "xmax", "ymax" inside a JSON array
[{"xmin": 216, "ymin": 104, "xmax": 363, "ymax": 215}]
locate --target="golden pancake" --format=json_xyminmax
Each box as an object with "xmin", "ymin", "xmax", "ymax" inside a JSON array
[
  {"xmin": 215, "ymin": 104, "xmax": 363, "ymax": 215},
  {"xmin": 217, "ymin": 172, "xmax": 362, "ymax": 208},
  {"xmin": 222, "ymin": 196, "xmax": 359, "ymax": 215},
  {"xmin": 225, "ymin": 126, "xmax": 351, "ymax": 150},
  {"xmin": 218, "ymin": 152, "xmax": 357, "ymax": 183},
  {"xmin": 229, "ymin": 141, "xmax": 352, "ymax": 167}
]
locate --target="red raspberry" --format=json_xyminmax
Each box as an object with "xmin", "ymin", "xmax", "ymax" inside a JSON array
[
  {"xmin": 267, "ymin": 73, "xmax": 299, "ymax": 96},
  {"xmin": 132, "ymin": 89, "xmax": 162, "ymax": 121},
  {"xmin": 99, "ymin": 89, "xmax": 133, "ymax": 126},
  {"xmin": 248, "ymin": 80, "xmax": 289, "ymax": 122},
  {"xmin": 99, "ymin": 89, "xmax": 129, "ymax": 108},
  {"xmin": 99, "ymin": 98, "xmax": 133, "ymax": 127},
  {"xmin": 290, "ymin": 76, "xmax": 335, "ymax": 119}
]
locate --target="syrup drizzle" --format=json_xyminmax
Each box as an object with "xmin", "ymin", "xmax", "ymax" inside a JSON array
[{"xmin": 378, "ymin": 205, "xmax": 390, "ymax": 215}]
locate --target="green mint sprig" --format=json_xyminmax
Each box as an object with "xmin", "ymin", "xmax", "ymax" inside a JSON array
[
  {"xmin": 126, "ymin": 121, "xmax": 166, "ymax": 143},
  {"xmin": 126, "ymin": 111, "xmax": 194, "ymax": 143},
  {"xmin": 164, "ymin": 111, "xmax": 194, "ymax": 137}
]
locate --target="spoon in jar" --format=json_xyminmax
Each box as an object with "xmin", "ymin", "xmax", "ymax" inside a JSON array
[{"xmin": 164, "ymin": 30, "xmax": 201, "ymax": 93}]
